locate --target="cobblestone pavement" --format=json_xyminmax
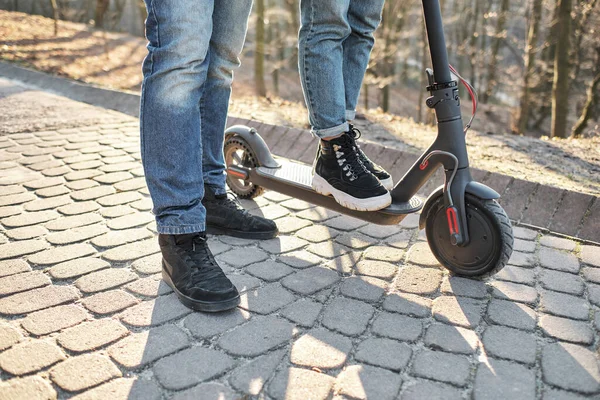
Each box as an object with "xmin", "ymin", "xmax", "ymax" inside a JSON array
[{"xmin": 1, "ymin": 82, "xmax": 600, "ymax": 400}]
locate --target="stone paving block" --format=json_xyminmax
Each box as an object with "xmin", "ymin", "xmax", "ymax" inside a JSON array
[
  {"xmin": 396, "ymin": 266, "xmax": 443, "ymax": 295},
  {"xmin": 130, "ymin": 253, "xmax": 162, "ymax": 275},
  {"xmin": 50, "ymin": 354, "xmax": 122, "ymax": 392},
  {"xmin": 45, "ymin": 213, "xmax": 104, "ymax": 231},
  {"xmin": 64, "ymin": 169, "xmax": 104, "ymax": 181},
  {"xmin": 482, "ymin": 325, "xmax": 537, "ymax": 364},
  {"xmin": 102, "ymin": 155, "xmax": 135, "ymax": 165},
  {"xmin": 406, "ymin": 242, "xmax": 441, "ymax": 267},
  {"xmin": 323, "ymin": 214, "xmax": 368, "ymax": 231},
  {"xmin": 474, "ymin": 357, "xmax": 536, "ymax": 400},
  {"xmin": 114, "ymin": 177, "xmax": 147, "ymax": 192},
  {"xmin": 273, "ymin": 216, "xmax": 312, "ymax": 234},
  {"xmin": 49, "ymin": 257, "xmax": 110, "ymax": 280},
  {"xmin": 291, "ymin": 328, "xmax": 352, "ymax": 369},
  {"xmin": 588, "ymin": 284, "xmax": 600, "ymax": 307},
  {"xmin": 521, "ymin": 185, "xmax": 563, "ymax": 228},
  {"xmin": 539, "ymin": 247, "xmax": 580, "ymax": 273},
  {"xmin": 306, "ymin": 241, "xmax": 352, "ymax": 259},
  {"xmin": 171, "ymin": 382, "xmax": 237, "ymax": 400},
  {"xmin": 540, "ymin": 235, "xmax": 577, "ymax": 251},
  {"xmin": 82, "ymin": 289, "xmax": 139, "ymax": 315},
  {"xmin": 229, "ymin": 274, "xmax": 261, "ymax": 293},
  {"xmin": 57, "ymin": 200, "xmax": 100, "ymax": 215},
  {"xmin": 539, "ymin": 269, "xmax": 584, "ymax": 295},
  {"xmin": 258, "ymin": 236, "xmax": 308, "ymax": 254},
  {"xmin": 581, "ymin": 245, "xmax": 600, "ymax": 267},
  {"xmin": 70, "ymin": 185, "xmax": 115, "ymax": 201},
  {"xmin": 494, "ymin": 265, "xmax": 536, "ymax": 286},
  {"xmin": 296, "ymin": 225, "xmax": 340, "ymax": 243},
  {"xmin": 0, "ymin": 259, "xmax": 30, "ymax": 278},
  {"xmin": 65, "ymin": 179, "xmax": 99, "ymax": 191},
  {"xmin": 0, "ymin": 339, "xmax": 65, "ymax": 375},
  {"xmin": 322, "ymin": 297, "xmax": 375, "ymax": 336},
  {"xmin": 30, "ymin": 160, "xmax": 65, "ymax": 173},
  {"xmin": 482, "ymin": 173, "xmax": 511, "ymax": 197},
  {"xmin": 125, "ymin": 274, "xmax": 171, "ymax": 297},
  {"xmin": 268, "ymin": 366, "xmax": 335, "ymax": 400},
  {"xmin": 70, "ymin": 160, "xmax": 104, "ymax": 171},
  {"xmin": 440, "ymin": 275, "xmax": 488, "ymax": 298},
  {"xmin": 184, "ymin": 308, "xmax": 249, "ymax": 339},
  {"xmin": 355, "ymin": 260, "xmax": 398, "ymax": 280},
  {"xmin": 108, "ymin": 324, "xmax": 190, "ymax": 369},
  {"xmin": 508, "ymin": 250, "xmax": 536, "ymax": 268},
  {"xmin": 513, "ymin": 239, "xmax": 536, "ymax": 253},
  {"xmin": 340, "ymin": 276, "xmax": 387, "ymax": 302},
  {"xmin": 0, "ymin": 322, "xmax": 22, "ymax": 351},
  {"xmin": 93, "ymin": 171, "xmax": 133, "ymax": 185},
  {"xmin": 382, "ymin": 292, "xmax": 432, "ymax": 317},
  {"xmin": 539, "ymin": 314, "xmax": 594, "ymax": 345},
  {"xmin": 230, "ymin": 349, "xmax": 286, "ymax": 396},
  {"xmin": 539, "ymin": 290, "xmax": 590, "ymax": 320},
  {"xmin": 0, "ymin": 205, "xmax": 22, "ymax": 218},
  {"xmin": 97, "ymin": 191, "xmax": 142, "ymax": 207},
  {"xmin": 542, "ymin": 388, "xmax": 589, "ymax": 400},
  {"xmin": 119, "ymin": 293, "xmax": 191, "ymax": 327},
  {"xmin": 22, "ymin": 176, "xmax": 63, "ymax": 190},
  {"xmin": 0, "ymin": 192, "xmax": 36, "ymax": 207},
  {"xmin": 400, "ymin": 380, "xmax": 463, "ymax": 400},
  {"xmin": 100, "ymin": 204, "xmax": 135, "ymax": 219},
  {"xmin": 432, "ymin": 296, "xmax": 484, "ymax": 328},
  {"xmin": 91, "ymin": 227, "xmax": 153, "ymax": 249},
  {"xmin": 486, "ymin": 299, "xmax": 537, "ymax": 331},
  {"xmin": 36, "ymin": 184, "xmax": 71, "ymax": 198},
  {"xmin": 20, "ymin": 304, "xmax": 88, "ymax": 336},
  {"xmin": 579, "ymin": 199, "xmax": 600, "ymax": 243},
  {"xmin": 250, "ymin": 203, "xmax": 289, "ymax": 220},
  {"xmin": 0, "ymin": 285, "xmax": 79, "ymax": 315},
  {"xmin": 0, "ymin": 270, "xmax": 50, "ymax": 296},
  {"xmin": 101, "ymin": 238, "xmax": 159, "ymax": 262},
  {"xmin": 583, "ymin": 267, "xmax": 600, "ymax": 284},
  {"xmin": 240, "ymin": 283, "xmax": 296, "ymax": 314},
  {"xmin": 359, "ymin": 224, "xmax": 400, "ymax": 239},
  {"xmin": 72, "ymin": 378, "xmax": 161, "ymax": 400},
  {"xmin": 217, "ymin": 247, "xmax": 269, "ymax": 268},
  {"xmin": 282, "ymin": 266, "xmax": 340, "ymax": 295},
  {"xmin": 23, "ymin": 194, "xmax": 71, "ymax": 212},
  {"xmin": 335, "ymin": 232, "xmax": 377, "ymax": 250},
  {"xmin": 550, "ymin": 192, "xmax": 593, "ymax": 237},
  {"xmin": 501, "ymin": 179, "xmax": 537, "ymax": 220},
  {"xmin": 2, "ymin": 210, "xmax": 59, "ymax": 228},
  {"xmin": 325, "ymin": 251, "xmax": 362, "ymax": 274},
  {"xmin": 363, "ymin": 245, "xmax": 405, "ymax": 263},
  {"xmin": 335, "ymin": 364, "xmax": 403, "ymax": 400},
  {"xmin": 281, "ymin": 298, "xmax": 323, "ymax": 327},
  {"xmin": 75, "ymin": 268, "xmax": 138, "ymax": 293},
  {"xmin": 153, "ymin": 346, "xmax": 234, "ymax": 390},
  {"xmin": 412, "ymin": 349, "xmax": 471, "ymax": 386},
  {"xmin": 29, "ymin": 243, "xmax": 97, "ymax": 266},
  {"xmin": 0, "ymin": 185, "xmax": 24, "ymax": 197},
  {"xmin": 246, "ymin": 260, "xmax": 294, "ymax": 281},
  {"xmin": 46, "ymin": 223, "xmax": 108, "ymax": 245},
  {"xmin": 57, "ymin": 318, "xmax": 129, "ymax": 352},
  {"xmin": 0, "ymin": 376, "xmax": 56, "ymax": 400},
  {"xmin": 491, "ymin": 281, "xmax": 538, "ymax": 304},
  {"xmin": 424, "ymin": 323, "xmax": 479, "ymax": 354},
  {"xmin": 372, "ymin": 312, "xmax": 423, "ymax": 342},
  {"xmin": 542, "ymin": 342, "xmax": 600, "ymax": 394},
  {"xmin": 355, "ymin": 338, "xmax": 412, "ymax": 371},
  {"xmin": 4, "ymin": 224, "xmax": 48, "ymax": 240},
  {"xmin": 106, "ymin": 212, "xmax": 154, "ymax": 230},
  {"xmin": 218, "ymin": 316, "xmax": 296, "ymax": 357}
]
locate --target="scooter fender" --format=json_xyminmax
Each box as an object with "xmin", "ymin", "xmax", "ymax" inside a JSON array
[
  {"xmin": 225, "ymin": 125, "xmax": 280, "ymax": 168},
  {"xmin": 418, "ymin": 181, "xmax": 500, "ymax": 230}
]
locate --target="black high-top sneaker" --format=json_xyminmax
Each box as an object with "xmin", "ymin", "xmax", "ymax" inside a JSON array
[
  {"xmin": 312, "ymin": 132, "xmax": 391, "ymax": 211},
  {"xmin": 203, "ymin": 186, "xmax": 278, "ymax": 239},
  {"xmin": 348, "ymin": 125, "xmax": 393, "ymax": 190},
  {"xmin": 160, "ymin": 232, "xmax": 239, "ymax": 312}
]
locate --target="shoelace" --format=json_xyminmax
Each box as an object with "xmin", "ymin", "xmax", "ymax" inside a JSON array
[
  {"xmin": 180, "ymin": 235, "xmax": 226, "ymax": 286},
  {"xmin": 333, "ymin": 134, "xmax": 370, "ymax": 182},
  {"xmin": 348, "ymin": 125, "xmax": 374, "ymax": 169}
]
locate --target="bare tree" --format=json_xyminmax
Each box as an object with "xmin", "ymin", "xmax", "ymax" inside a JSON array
[
  {"xmin": 255, "ymin": 0, "xmax": 267, "ymax": 97},
  {"xmin": 483, "ymin": 0, "xmax": 510, "ymax": 103},
  {"xmin": 572, "ymin": 46, "xmax": 600, "ymax": 137},
  {"xmin": 550, "ymin": 0, "xmax": 572, "ymax": 138},
  {"xmin": 49, "ymin": 0, "xmax": 59, "ymax": 35}
]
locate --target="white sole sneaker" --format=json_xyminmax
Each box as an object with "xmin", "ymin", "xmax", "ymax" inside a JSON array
[
  {"xmin": 379, "ymin": 177, "xmax": 394, "ymax": 191},
  {"xmin": 312, "ymin": 174, "xmax": 392, "ymax": 212}
]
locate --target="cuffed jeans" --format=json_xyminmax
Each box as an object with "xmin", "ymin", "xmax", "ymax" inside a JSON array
[
  {"xmin": 298, "ymin": 0, "xmax": 385, "ymax": 139},
  {"xmin": 140, "ymin": 0, "xmax": 252, "ymax": 234}
]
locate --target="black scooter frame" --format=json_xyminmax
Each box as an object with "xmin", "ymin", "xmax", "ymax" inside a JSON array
[{"xmin": 226, "ymin": 0, "xmax": 500, "ymax": 247}]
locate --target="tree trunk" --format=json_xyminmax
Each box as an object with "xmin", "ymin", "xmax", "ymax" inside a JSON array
[
  {"xmin": 514, "ymin": 0, "xmax": 543, "ymax": 134},
  {"xmin": 363, "ymin": 82, "xmax": 369, "ymax": 110},
  {"xmin": 49, "ymin": 0, "xmax": 59, "ymax": 35},
  {"xmin": 95, "ymin": 0, "xmax": 109, "ymax": 28},
  {"xmin": 254, "ymin": 0, "xmax": 267, "ymax": 97},
  {"xmin": 550, "ymin": 0, "xmax": 572, "ymax": 138},
  {"xmin": 572, "ymin": 48, "xmax": 600, "ymax": 137},
  {"xmin": 483, "ymin": 0, "xmax": 510, "ymax": 103}
]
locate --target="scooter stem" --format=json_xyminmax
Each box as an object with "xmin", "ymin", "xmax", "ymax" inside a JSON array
[{"xmin": 422, "ymin": 0, "xmax": 451, "ymax": 83}]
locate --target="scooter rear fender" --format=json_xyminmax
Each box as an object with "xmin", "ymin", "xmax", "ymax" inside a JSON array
[{"xmin": 225, "ymin": 125, "xmax": 280, "ymax": 168}]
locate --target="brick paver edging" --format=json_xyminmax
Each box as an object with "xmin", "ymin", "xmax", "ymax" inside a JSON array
[{"xmin": 3, "ymin": 61, "xmax": 598, "ymax": 244}]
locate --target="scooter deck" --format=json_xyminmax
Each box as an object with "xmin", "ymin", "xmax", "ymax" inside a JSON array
[{"xmin": 250, "ymin": 157, "xmax": 423, "ymax": 225}]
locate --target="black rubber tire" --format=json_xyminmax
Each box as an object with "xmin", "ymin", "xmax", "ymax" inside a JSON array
[
  {"xmin": 224, "ymin": 137, "xmax": 264, "ymax": 199},
  {"xmin": 425, "ymin": 194, "xmax": 513, "ymax": 277}
]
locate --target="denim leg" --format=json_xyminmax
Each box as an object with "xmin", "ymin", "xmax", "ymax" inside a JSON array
[
  {"xmin": 140, "ymin": 0, "xmax": 214, "ymax": 234},
  {"xmin": 298, "ymin": 0, "xmax": 352, "ymax": 139},
  {"xmin": 201, "ymin": 0, "xmax": 253, "ymax": 196},
  {"xmin": 343, "ymin": 0, "xmax": 385, "ymax": 120}
]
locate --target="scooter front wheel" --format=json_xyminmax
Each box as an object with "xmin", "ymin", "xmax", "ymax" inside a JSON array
[
  {"xmin": 224, "ymin": 136, "xmax": 264, "ymax": 199},
  {"xmin": 425, "ymin": 194, "xmax": 513, "ymax": 277}
]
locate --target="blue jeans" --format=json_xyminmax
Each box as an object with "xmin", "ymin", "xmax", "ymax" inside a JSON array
[
  {"xmin": 298, "ymin": 0, "xmax": 385, "ymax": 139},
  {"xmin": 140, "ymin": 0, "xmax": 252, "ymax": 234}
]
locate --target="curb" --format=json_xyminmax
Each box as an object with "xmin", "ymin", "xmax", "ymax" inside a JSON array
[{"xmin": 2, "ymin": 61, "xmax": 598, "ymax": 244}]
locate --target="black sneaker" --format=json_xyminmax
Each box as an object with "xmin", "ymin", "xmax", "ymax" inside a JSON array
[
  {"xmin": 203, "ymin": 186, "xmax": 278, "ymax": 240},
  {"xmin": 348, "ymin": 125, "xmax": 393, "ymax": 190},
  {"xmin": 160, "ymin": 232, "xmax": 239, "ymax": 312},
  {"xmin": 312, "ymin": 132, "xmax": 391, "ymax": 211}
]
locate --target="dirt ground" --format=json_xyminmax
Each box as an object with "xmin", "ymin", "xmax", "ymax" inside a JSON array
[{"xmin": 1, "ymin": 10, "xmax": 599, "ymax": 196}]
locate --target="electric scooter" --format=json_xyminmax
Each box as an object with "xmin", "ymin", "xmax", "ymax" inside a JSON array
[{"xmin": 223, "ymin": 0, "xmax": 514, "ymax": 277}]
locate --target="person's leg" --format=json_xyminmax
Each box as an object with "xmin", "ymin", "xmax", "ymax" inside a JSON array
[
  {"xmin": 299, "ymin": 0, "xmax": 390, "ymax": 211},
  {"xmin": 200, "ymin": 0, "xmax": 279, "ymax": 239},
  {"xmin": 140, "ymin": 0, "xmax": 213, "ymax": 235},
  {"xmin": 342, "ymin": 0, "xmax": 393, "ymax": 190}
]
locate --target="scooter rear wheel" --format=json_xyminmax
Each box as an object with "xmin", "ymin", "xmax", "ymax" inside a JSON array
[
  {"xmin": 224, "ymin": 136, "xmax": 264, "ymax": 199},
  {"xmin": 425, "ymin": 194, "xmax": 513, "ymax": 277}
]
